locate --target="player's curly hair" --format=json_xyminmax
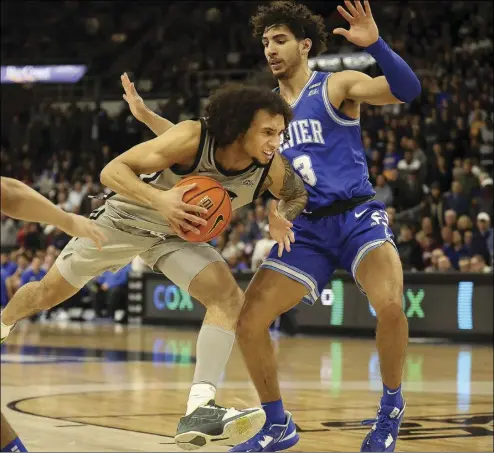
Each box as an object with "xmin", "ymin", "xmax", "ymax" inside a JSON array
[
  {"xmin": 205, "ymin": 83, "xmax": 292, "ymax": 147},
  {"xmin": 250, "ymin": 1, "xmax": 328, "ymax": 56}
]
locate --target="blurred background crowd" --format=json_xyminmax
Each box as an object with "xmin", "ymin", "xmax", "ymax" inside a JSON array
[{"xmin": 1, "ymin": 1, "xmax": 493, "ymax": 321}]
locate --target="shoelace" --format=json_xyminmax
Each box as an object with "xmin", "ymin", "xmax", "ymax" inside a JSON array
[{"xmin": 361, "ymin": 413, "xmax": 393, "ymax": 443}]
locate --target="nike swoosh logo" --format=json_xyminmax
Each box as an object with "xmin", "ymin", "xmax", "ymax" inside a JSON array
[
  {"xmin": 206, "ymin": 215, "xmax": 224, "ymax": 236},
  {"xmin": 387, "ymin": 389, "xmax": 401, "ymax": 395},
  {"xmin": 355, "ymin": 208, "xmax": 369, "ymax": 218}
]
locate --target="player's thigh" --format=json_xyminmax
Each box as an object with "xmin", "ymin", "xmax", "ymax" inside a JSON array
[
  {"xmin": 340, "ymin": 201, "xmax": 403, "ymax": 314},
  {"xmin": 240, "ymin": 239, "xmax": 335, "ymax": 331},
  {"xmin": 56, "ymin": 214, "xmax": 155, "ymax": 289},
  {"xmin": 146, "ymin": 243, "xmax": 242, "ymax": 310}
]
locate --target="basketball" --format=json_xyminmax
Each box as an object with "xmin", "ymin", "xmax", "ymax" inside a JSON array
[{"xmin": 174, "ymin": 175, "xmax": 232, "ymax": 242}]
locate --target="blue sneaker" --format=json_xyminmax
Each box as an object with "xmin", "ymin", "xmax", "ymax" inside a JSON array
[
  {"xmin": 229, "ymin": 410, "xmax": 299, "ymax": 452},
  {"xmin": 360, "ymin": 402, "xmax": 406, "ymax": 452}
]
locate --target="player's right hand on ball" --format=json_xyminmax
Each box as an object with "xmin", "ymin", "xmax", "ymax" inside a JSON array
[
  {"xmin": 121, "ymin": 72, "xmax": 147, "ymax": 122},
  {"xmin": 153, "ymin": 184, "xmax": 208, "ymax": 238},
  {"xmin": 62, "ymin": 214, "xmax": 108, "ymax": 250}
]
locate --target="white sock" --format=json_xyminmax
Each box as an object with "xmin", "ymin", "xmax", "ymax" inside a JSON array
[
  {"xmin": 186, "ymin": 383, "xmax": 216, "ymax": 415},
  {"xmin": 1, "ymin": 320, "xmax": 13, "ymax": 339}
]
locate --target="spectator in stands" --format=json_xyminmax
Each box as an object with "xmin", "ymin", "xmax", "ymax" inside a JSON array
[
  {"xmin": 20, "ymin": 256, "xmax": 46, "ymax": 287},
  {"xmin": 422, "ymin": 182, "xmax": 444, "ymax": 230},
  {"xmin": 458, "ymin": 256, "xmax": 471, "ymax": 272},
  {"xmin": 397, "ymin": 224, "xmax": 424, "ymax": 271},
  {"xmin": 373, "ymin": 174, "xmax": 393, "ymax": 206},
  {"xmin": 471, "ymin": 212, "xmax": 492, "ymax": 264},
  {"xmin": 96, "ymin": 264, "xmax": 131, "ymax": 323},
  {"xmin": 382, "ymin": 143, "xmax": 400, "ymax": 180},
  {"xmin": 437, "ymin": 255, "xmax": 453, "ymax": 272},
  {"xmin": 470, "ymin": 254, "xmax": 492, "ymax": 273},
  {"xmin": 444, "ymin": 181, "xmax": 469, "ymax": 217},
  {"xmin": 457, "ymin": 158, "xmax": 480, "ymax": 198},
  {"xmin": 398, "ymin": 150, "xmax": 421, "ymax": 178},
  {"xmin": 251, "ymin": 225, "xmax": 276, "ymax": 271},
  {"xmin": 425, "ymin": 248, "xmax": 445, "ymax": 273},
  {"xmin": 67, "ymin": 180, "xmax": 87, "ymax": 213},
  {"xmin": 5, "ymin": 253, "xmax": 29, "ymax": 299},
  {"xmin": 444, "ymin": 209, "xmax": 458, "ymax": 230},
  {"xmin": 474, "ymin": 177, "xmax": 493, "ymax": 219},
  {"xmin": 1, "ymin": 214, "xmax": 18, "ymax": 248}
]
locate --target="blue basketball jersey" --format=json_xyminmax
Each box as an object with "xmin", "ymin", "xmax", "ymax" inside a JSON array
[{"xmin": 278, "ymin": 71, "xmax": 375, "ymax": 212}]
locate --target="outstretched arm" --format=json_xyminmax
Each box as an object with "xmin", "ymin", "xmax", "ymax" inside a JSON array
[
  {"xmin": 121, "ymin": 73, "xmax": 175, "ymax": 136},
  {"xmin": 0, "ymin": 177, "xmax": 106, "ymax": 249},
  {"xmin": 330, "ymin": 0, "xmax": 421, "ymax": 106}
]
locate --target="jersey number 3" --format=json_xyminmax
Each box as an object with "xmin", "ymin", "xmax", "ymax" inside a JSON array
[{"xmin": 293, "ymin": 155, "xmax": 317, "ymax": 186}]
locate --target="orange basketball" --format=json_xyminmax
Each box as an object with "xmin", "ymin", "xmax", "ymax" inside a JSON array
[{"xmin": 174, "ymin": 175, "xmax": 232, "ymax": 243}]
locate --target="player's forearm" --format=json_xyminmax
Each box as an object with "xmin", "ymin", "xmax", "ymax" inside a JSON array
[
  {"xmin": 364, "ymin": 37, "xmax": 421, "ymax": 103},
  {"xmin": 278, "ymin": 194, "xmax": 308, "ymax": 221},
  {"xmin": 100, "ymin": 161, "xmax": 162, "ymax": 207},
  {"xmin": 0, "ymin": 177, "xmax": 73, "ymax": 231},
  {"xmin": 140, "ymin": 106, "xmax": 175, "ymax": 136}
]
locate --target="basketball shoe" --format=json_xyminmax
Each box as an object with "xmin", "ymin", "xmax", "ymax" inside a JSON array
[
  {"xmin": 0, "ymin": 315, "xmax": 15, "ymax": 344},
  {"xmin": 360, "ymin": 402, "xmax": 406, "ymax": 452},
  {"xmin": 229, "ymin": 410, "xmax": 299, "ymax": 452},
  {"xmin": 175, "ymin": 400, "xmax": 266, "ymax": 451}
]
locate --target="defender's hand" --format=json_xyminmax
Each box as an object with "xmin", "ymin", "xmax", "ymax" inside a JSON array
[
  {"xmin": 333, "ymin": 1, "xmax": 379, "ymax": 48},
  {"xmin": 268, "ymin": 200, "xmax": 295, "ymax": 257},
  {"xmin": 62, "ymin": 214, "xmax": 107, "ymax": 250}
]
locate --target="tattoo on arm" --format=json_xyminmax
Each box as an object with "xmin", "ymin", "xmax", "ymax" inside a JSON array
[{"xmin": 278, "ymin": 156, "xmax": 308, "ymax": 221}]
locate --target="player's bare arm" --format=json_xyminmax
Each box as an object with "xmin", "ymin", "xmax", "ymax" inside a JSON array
[
  {"xmin": 121, "ymin": 72, "xmax": 174, "ymax": 136},
  {"xmin": 266, "ymin": 153, "xmax": 308, "ymax": 221},
  {"xmin": 100, "ymin": 120, "xmax": 208, "ymax": 235},
  {"xmin": 329, "ymin": 0, "xmax": 421, "ymax": 108},
  {"xmin": 260, "ymin": 152, "xmax": 308, "ymax": 257},
  {"xmin": 0, "ymin": 177, "xmax": 106, "ymax": 249}
]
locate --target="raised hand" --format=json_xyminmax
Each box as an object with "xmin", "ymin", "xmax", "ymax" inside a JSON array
[
  {"xmin": 121, "ymin": 72, "xmax": 148, "ymax": 122},
  {"xmin": 333, "ymin": 0, "xmax": 379, "ymax": 48}
]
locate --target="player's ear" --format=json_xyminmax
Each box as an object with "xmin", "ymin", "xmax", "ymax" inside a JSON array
[{"xmin": 300, "ymin": 38, "xmax": 312, "ymax": 56}]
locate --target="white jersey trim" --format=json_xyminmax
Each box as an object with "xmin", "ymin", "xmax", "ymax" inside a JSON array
[
  {"xmin": 323, "ymin": 73, "xmax": 360, "ymax": 127},
  {"xmin": 290, "ymin": 71, "xmax": 318, "ymax": 108}
]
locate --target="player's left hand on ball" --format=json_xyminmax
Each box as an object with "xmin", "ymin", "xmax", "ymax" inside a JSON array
[{"xmin": 268, "ymin": 200, "xmax": 295, "ymax": 257}]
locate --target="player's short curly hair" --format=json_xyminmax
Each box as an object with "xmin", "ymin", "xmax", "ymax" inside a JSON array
[
  {"xmin": 205, "ymin": 83, "xmax": 292, "ymax": 147},
  {"xmin": 250, "ymin": 1, "xmax": 328, "ymax": 56}
]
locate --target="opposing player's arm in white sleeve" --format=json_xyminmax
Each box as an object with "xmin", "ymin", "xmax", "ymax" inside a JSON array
[
  {"xmin": 100, "ymin": 120, "xmax": 208, "ymax": 236},
  {"xmin": 121, "ymin": 72, "xmax": 175, "ymax": 136},
  {"xmin": 0, "ymin": 177, "xmax": 106, "ymax": 249}
]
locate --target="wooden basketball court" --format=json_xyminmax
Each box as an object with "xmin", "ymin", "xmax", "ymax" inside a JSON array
[{"xmin": 1, "ymin": 323, "xmax": 492, "ymax": 452}]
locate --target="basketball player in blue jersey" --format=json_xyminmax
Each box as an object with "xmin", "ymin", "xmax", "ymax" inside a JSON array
[
  {"xmin": 120, "ymin": 2, "xmax": 420, "ymax": 447},
  {"xmin": 230, "ymin": 1, "xmax": 421, "ymax": 452}
]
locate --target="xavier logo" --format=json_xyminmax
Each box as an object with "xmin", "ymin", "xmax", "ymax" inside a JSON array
[{"xmin": 207, "ymin": 215, "xmax": 224, "ymax": 236}]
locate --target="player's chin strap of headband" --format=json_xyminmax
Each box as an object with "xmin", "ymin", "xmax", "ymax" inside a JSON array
[{"xmin": 364, "ymin": 37, "xmax": 421, "ymax": 103}]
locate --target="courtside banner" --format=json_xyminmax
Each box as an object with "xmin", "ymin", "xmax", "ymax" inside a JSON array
[
  {"xmin": 128, "ymin": 272, "xmax": 493, "ymax": 339},
  {"xmin": 1, "ymin": 65, "xmax": 87, "ymax": 84}
]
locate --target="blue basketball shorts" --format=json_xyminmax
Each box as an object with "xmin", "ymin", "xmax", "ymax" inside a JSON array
[{"xmin": 260, "ymin": 199, "xmax": 397, "ymax": 305}]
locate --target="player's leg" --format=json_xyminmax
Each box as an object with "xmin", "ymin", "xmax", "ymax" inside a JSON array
[
  {"xmin": 0, "ymin": 412, "xmax": 27, "ymax": 452},
  {"xmin": 144, "ymin": 244, "xmax": 265, "ymax": 450},
  {"xmin": 1, "ymin": 264, "xmax": 80, "ymax": 341},
  {"xmin": 341, "ymin": 201, "xmax": 407, "ymax": 452},
  {"xmin": 1, "ymin": 214, "xmax": 153, "ymax": 342},
  {"xmin": 231, "ymin": 228, "xmax": 333, "ymax": 452}
]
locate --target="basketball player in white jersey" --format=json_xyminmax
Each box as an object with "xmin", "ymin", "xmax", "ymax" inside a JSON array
[
  {"xmin": 0, "ymin": 176, "xmax": 106, "ymax": 453},
  {"xmin": 1, "ymin": 83, "xmax": 308, "ymax": 450}
]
